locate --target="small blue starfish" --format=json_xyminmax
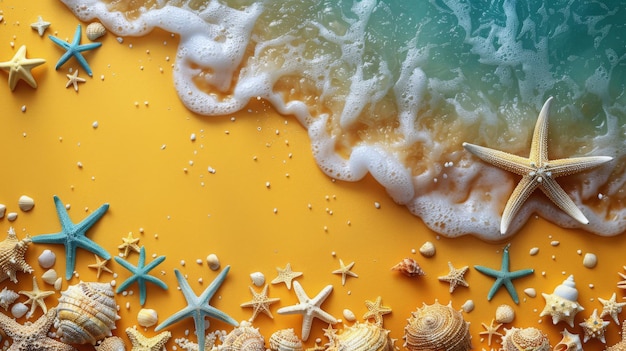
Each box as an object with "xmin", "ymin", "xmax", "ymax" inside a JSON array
[
  {"xmin": 32, "ymin": 195, "xmax": 110, "ymax": 280},
  {"xmin": 155, "ymin": 267, "xmax": 238, "ymax": 351},
  {"xmin": 114, "ymin": 246, "xmax": 167, "ymax": 306},
  {"xmin": 474, "ymin": 244, "xmax": 534, "ymax": 304},
  {"xmin": 49, "ymin": 24, "xmax": 101, "ymax": 76}
]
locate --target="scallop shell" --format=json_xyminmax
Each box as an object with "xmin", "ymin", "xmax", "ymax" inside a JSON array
[
  {"xmin": 553, "ymin": 329, "xmax": 583, "ymax": 351},
  {"xmin": 391, "ymin": 258, "xmax": 425, "ymax": 277},
  {"xmin": 96, "ymin": 336, "xmax": 126, "ymax": 351},
  {"xmin": 403, "ymin": 301, "xmax": 472, "ymax": 351},
  {"xmin": 495, "ymin": 304, "xmax": 515, "ymax": 324},
  {"xmin": 501, "ymin": 327, "xmax": 551, "ymax": 351},
  {"xmin": 86, "ymin": 22, "xmax": 107, "ymax": 41},
  {"xmin": 137, "ymin": 308, "xmax": 158, "ymax": 328},
  {"xmin": 539, "ymin": 275, "xmax": 584, "ymax": 327},
  {"xmin": 56, "ymin": 281, "xmax": 119, "ymax": 345},
  {"xmin": 18, "ymin": 195, "xmax": 35, "ymax": 211},
  {"xmin": 327, "ymin": 322, "xmax": 394, "ymax": 351},
  {"xmin": 0, "ymin": 286, "xmax": 19, "ymax": 310},
  {"xmin": 419, "ymin": 241, "xmax": 436, "ymax": 257},
  {"xmin": 219, "ymin": 321, "xmax": 265, "ymax": 351},
  {"xmin": 269, "ymin": 328, "xmax": 303, "ymax": 351}
]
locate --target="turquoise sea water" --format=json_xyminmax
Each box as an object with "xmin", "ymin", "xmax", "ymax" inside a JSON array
[{"xmin": 63, "ymin": 0, "xmax": 625, "ymax": 240}]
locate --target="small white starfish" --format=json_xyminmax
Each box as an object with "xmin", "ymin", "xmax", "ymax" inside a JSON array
[
  {"xmin": 463, "ymin": 97, "xmax": 613, "ymax": 234},
  {"xmin": 65, "ymin": 69, "xmax": 86, "ymax": 92},
  {"xmin": 332, "ymin": 259, "xmax": 358, "ymax": 286},
  {"xmin": 30, "ymin": 16, "xmax": 51, "ymax": 37},
  {"xmin": 277, "ymin": 281, "xmax": 337, "ymax": 341}
]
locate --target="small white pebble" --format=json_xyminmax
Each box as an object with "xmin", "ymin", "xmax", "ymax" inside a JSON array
[
  {"xmin": 576, "ymin": 249, "xmax": 582, "ymax": 255},
  {"xmin": 207, "ymin": 254, "xmax": 220, "ymax": 271},
  {"xmin": 529, "ymin": 247, "xmax": 539, "ymax": 256},
  {"xmin": 180, "ymin": 260, "xmax": 185, "ymax": 266},
  {"xmin": 21, "ymin": 105, "xmax": 26, "ymax": 112},
  {"xmin": 550, "ymin": 240, "xmax": 560, "ymax": 246},
  {"xmin": 342, "ymin": 309, "xmax": 356, "ymax": 322},
  {"xmin": 461, "ymin": 300, "xmax": 474, "ymax": 313},
  {"xmin": 110, "ymin": 280, "xmax": 116, "ymax": 287},
  {"xmin": 11, "ymin": 303, "xmax": 28, "ymax": 318},
  {"xmin": 582, "ymin": 253, "xmax": 597, "ymax": 268},
  {"xmin": 589, "ymin": 284, "xmax": 594, "ymax": 289},
  {"xmin": 374, "ymin": 202, "xmax": 381, "ymax": 209},
  {"xmin": 198, "ymin": 278, "xmax": 203, "ymax": 284},
  {"xmin": 523, "ymin": 288, "xmax": 537, "ymax": 298},
  {"xmin": 77, "ymin": 161, "xmax": 83, "ymax": 168},
  {"xmin": 190, "ymin": 133, "xmax": 196, "ymax": 141},
  {"xmin": 207, "ymin": 166, "xmax": 216, "ymax": 174},
  {"xmin": 7, "ymin": 212, "xmax": 17, "ymax": 221},
  {"xmin": 126, "ymin": 302, "xmax": 130, "ymax": 309},
  {"xmin": 92, "ymin": 121, "xmax": 99, "ymax": 129}
]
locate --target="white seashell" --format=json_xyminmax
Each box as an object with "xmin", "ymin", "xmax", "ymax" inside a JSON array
[
  {"xmin": 18, "ymin": 195, "xmax": 35, "ymax": 212},
  {"xmin": 404, "ymin": 301, "xmax": 472, "ymax": 351},
  {"xmin": 554, "ymin": 275, "xmax": 579, "ymax": 301},
  {"xmin": 7, "ymin": 212, "xmax": 17, "ymax": 221},
  {"xmin": 219, "ymin": 321, "xmax": 265, "ymax": 351},
  {"xmin": 539, "ymin": 275, "xmax": 584, "ymax": 328},
  {"xmin": 495, "ymin": 304, "xmax": 515, "ymax": 324},
  {"xmin": 0, "ymin": 204, "xmax": 6, "ymax": 218},
  {"xmin": 250, "ymin": 271, "xmax": 265, "ymax": 287},
  {"xmin": 86, "ymin": 22, "xmax": 107, "ymax": 41},
  {"xmin": 582, "ymin": 253, "xmax": 597, "ymax": 268},
  {"xmin": 56, "ymin": 281, "xmax": 119, "ymax": 344},
  {"xmin": 137, "ymin": 308, "xmax": 158, "ymax": 327},
  {"xmin": 524, "ymin": 288, "xmax": 537, "ymax": 298},
  {"xmin": 207, "ymin": 253, "xmax": 220, "ymax": 271},
  {"xmin": 501, "ymin": 327, "xmax": 551, "ymax": 351},
  {"xmin": 38, "ymin": 249, "xmax": 56, "ymax": 269},
  {"xmin": 529, "ymin": 247, "xmax": 539, "ymax": 256},
  {"xmin": 461, "ymin": 300, "xmax": 474, "ymax": 313},
  {"xmin": 343, "ymin": 308, "xmax": 357, "ymax": 322},
  {"xmin": 95, "ymin": 336, "xmax": 126, "ymax": 351},
  {"xmin": 0, "ymin": 286, "xmax": 19, "ymax": 310},
  {"xmin": 328, "ymin": 322, "xmax": 394, "ymax": 351},
  {"xmin": 419, "ymin": 241, "xmax": 436, "ymax": 257},
  {"xmin": 54, "ymin": 277, "xmax": 63, "ymax": 290},
  {"xmin": 391, "ymin": 258, "xmax": 425, "ymax": 277},
  {"xmin": 41, "ymin": 268, "xmax": 58, "ymax": 285},
  {"xmin": 269, "ymin": 329, "xmax": 303, "ymax": 351},
  {"xmin": 553, "ymin": 329, "xmax": 583, "ymax": 351},
  {"xmin": 11, "ymin": 302, "xmax": 28, "ymax": 318}
]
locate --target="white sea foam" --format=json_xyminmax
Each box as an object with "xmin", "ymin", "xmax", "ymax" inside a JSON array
[{"xmin": 61, "ymin": 0, "xmax": 626, "ymax": 240}]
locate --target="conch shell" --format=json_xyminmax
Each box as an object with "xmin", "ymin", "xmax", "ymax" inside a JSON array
[
  {"xmin": 0, "ymin": 227, "xmax": 33, "ymax": 283},
  {"xmin": 553, "ymin": 329, "xmax": 582, "ymax": 351},
  {"xmin": 326, "ymin": 322, "xmax": 394, "ymax": 351},
  {"xmin": 391, "ymin": 258, "xmax": 425, "ymax": 277},
  {"xmin": 501, "ymin": 327, "xmax": 551, "ymax": 351},
  {"xmin": 218, "ymin": 321, "xmax": 265, "ymax": 351},
  {"xmin": 269, "ymin": 329, "xmax": 303, "ymax": 351},
  {"xmin": 0, "ymin": 286, "xmax": 19, "ymax": 310},
  {"xmin": 56, "ymin": 282, "xmax": 119, "ymax": 345},
  {"xmin": 403, "ymin": 301, "xmax": 471, "ymax": 351},
  {"xmin": 539, "ymin": 275, "xmax": 584, "ymax": 327}
]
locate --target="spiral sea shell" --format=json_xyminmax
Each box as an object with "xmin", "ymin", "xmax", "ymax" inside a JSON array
[
  {"xmin": 269, "ymin": 329, "xmax": 303, "ymax": 351},
  {"xmin": 403, "ymin": 301, "xmax": 471, "ymax": 351},
  {"xmin": 219, "ymin": 321, "xmax": 265, "ymax": 351},
  {"xmin": 86, "ymin": 22, "xmax": 107, "ymax": 41},
  {"xmin": 0, "ymin": 286, "xmax": 19, "ymax": 310},
  {"xmin": 391, "ymin": 258, "xmax": 425, "ymax": 277},
  {"xmin": 326, "ymin": 322, "xmax": 394, "ymax": 351},
  {"xmin": 539, "ymin": 275, "xmax": 584, "ymax": 327},
  {"xmin": 501, "ymin": 327, "xmax": 551, "ymax": 351},
  {"xmin": 56, "ymin": 281, "xmax": 119, "ymax": 345}
]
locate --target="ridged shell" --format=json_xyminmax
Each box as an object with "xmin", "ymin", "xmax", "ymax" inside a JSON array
[
  {"xmin": 269, "ymin": 329, "xmax": 303, "ymax": 351},
  {"xmin": 219, "ymin": 321, "xmax": 265, "ymax": 351},
  {"xmin": 539, "ymin": 275, "xmax": 584, "ymax": 327},
  {"xmin": 137, "ymin": 308, "xmax": 158, "ymax": 327},
  {"xmin": 86, "ymin": 22, "xmax": 107, "ymax": 41},
  {"xmin": 0, "ymin": 227, "xmax": 33, "ymax": 283},
  {"xmin": 56, "ymin": 282, "xmax": 119, "ymax": 345},
  {"xmin": 327, "ymin": 322, "xmax": 394, "ymax": 351},
  {"xmin": 391, "ymin": 258, "xmax": 425, "ymax": 277},
  {"xmin": 553, "ymin": 275, "xmax": 579, "ymax": 301},
  {"xmin": 403, "ymin": 301, "xmax": 471, "ymax": 351},
  {"xmin": 0, "ymin": 287, "xmax": 19, "ymax": 310},
  {"xmin": 495, "ymin": 304, "xmax": 515, "ymax": 323},
  {"xmin": 95, "ymin": 336, "xmax": 126, "ymax": 351},
  {"xmin": 553, "ymin": 329, "xmax": 583, "ymax": 351},
  {"xmin": 501, "ymin": 327, "xmax": 551, "ymax": 351}
]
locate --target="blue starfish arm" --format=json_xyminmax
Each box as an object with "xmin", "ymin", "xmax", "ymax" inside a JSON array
[
  {"xmin": 77, "ymin": 42, "xmax": 103, "ymax": 52},
  {"xmin": 114, "ymin": 274, "xmax": 138, "ymax": 293},
  {"xmin": 142, "ymin": 275, "xmax": 169, "ymax": 290},
  {"xmin": 200, "ymin": 305, "xmax": 239, "ymax": 326},
  {"xmin": 199, "ymin": 265, "xmax": 231, "ymax": 302},
  {"xmin": 193, "ymin": 313, "xmax": 208, "ymax": 351},
  {"xmin": 30, "ymin": 232, "xmax": 67, "ymax": 245},
  {"xmin": 144, "ymin": 255, "xmax": 166, "ymax": 272},
  {"xmin": 509, "ymin": 268, "xmax": 535, "ymax": 279},
  {"xmin": 154, "ymin": 306, "xmax": 194, "ymax": 331},
  {"xmin": 48, "ymin": 35, "xmax": 70, "ymax": 50},
  {"xmin": 114, "ymin": 256, "xmax": 136, "ymax": 272},
  {"xmin": 473, "ymin": 265, "xmax": 501, "ymax": 277},
  {"xmin": 502, "ymin": 279, "xmax": 521, "ymax": 303}
]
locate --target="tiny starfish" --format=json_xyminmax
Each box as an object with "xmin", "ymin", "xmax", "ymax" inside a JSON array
[
  {"xmin": 65, "ymin": 69, "xmax": 86, "ymax": 91},
  {"xmin": 0, "ymin": 227, "xmax": 33, "ymax": 283},
  {"xmin": 474, "ymin": 244, "xmax": 534, "ymax": 304},
  {"xmin": 114, "ymin": 246, "xmax": 167, "ymax": 306},
  {"xmin": 580, "ymin": 308, "xmax": 610, "ymax": 343},
  {"xmin": 607, "ymin": 321, "xmax": 626, "ymax": 351},
  {"xmin": 362, "ymin": 296, "xmax": 392, "ymax": 326},
  {"xmin": 599, "ymin": 293, "xmax": 626, "ymax": 325},
  {"xmin": 118, "ymin": 232, "xmax": 141, "ymax": 258},
  {"xmin": 463, "ymin": 97, "xmax": 613, "ymax": 234},
  {"xmin": 332, "ymin": 259, "xmax": 358, "ymax": 286},
  {"xmin": 18, "ymin": 276, "xmax": 54, "ymax": 319},
  {"xmin": 438, "ymin": 261, "xmax": 470, "ymax": 293},
  {"xmin": 617, "ymin": 266, "xmax": 626, "ymax": 290},
  {"xmin": 0, "ymin": 45, "xmax": 46, "ymax": 91},
  {"xmin": 155, "ymin": 267, "xmax": 238, "ymax": 351},
  {"xmin": 30, "ymin": 16, "xmax": 51, "ymax": 36},
  {"xmin": 271, "ymin": 263, "xmax": 303, "ymax": 289},
  {"xmin": 0, "ymin": 308, "xmax": 76, "ymax": 351},
  {"xmin": 240, "ymin": 284, "xmax": 280, "ymax": 321},
  {"xmin": 126, "ymin": 327, "xmax": 171, "ymax": 351},
  {"xmin": 479, "ymin": 319, "xmax": 503, "ymax": 346},
  {"xmin": 32, "ymin": 195, "xmax": 110, "ymax": 280},
  {"xmin": 49, "ymin": 24, "xmax": 102, "ymax": 76},
  {"xmin": 277, "ymin": 281, "xmax": 337, "ymax": 341},
  {"xmin": 88, "ymin": 254, "xmax": 113, "ymax": 279}
]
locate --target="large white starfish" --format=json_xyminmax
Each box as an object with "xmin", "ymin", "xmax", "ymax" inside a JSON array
[
  {"xmin": 463, "ymin": 97, "xmax": 612, "ymax": 234},
  {"xmin": 277, "ymin": 281, "xmax": 337, "ymax": 341}
]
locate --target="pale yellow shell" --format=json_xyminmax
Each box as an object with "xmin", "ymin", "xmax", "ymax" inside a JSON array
[
  {"xmin": 137, "ymin": 308, "xmax": 158, "ymax": 328},
  {"xmin": 56, "ymin": 281, "xmax": 119, "ymax": 345},
  {"xmin": 0, "ymin": 227, "xmax": 33, "ymax": 283},
  {"xmin": 495, "ymin": 304, "xmax": 515, "ymax": 323},
  {"xmin": 501, "ymin": 327, "xmax": 551, "ymax": 351},
  {"xmin": 269, "ymin": 328, "xmax": 303, "ymax": 351},
  {"xmin": 86, "ymin": 22, "xmax": 107, "ymax": 41},
  {"xmin": 95, "ymin": 336, "xmax": 126, "ymax": 351},
  {"xmin": 403, "ymin": 301, "xmax": 471, "ymax": 351},
  {"xmin": 391, "ymin": 258, "xmax": 425, "ymax": 277},
  {"xmin": 219, "ymin": 321, "xmax": 265, "ymax": 351},
  {"xmin": 327, "ymin": 322, "xmax": 394, "ymax": 351}
]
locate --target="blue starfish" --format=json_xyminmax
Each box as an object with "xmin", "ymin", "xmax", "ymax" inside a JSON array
[
  {"xmin": 155, "ymin": 267, "xmax": 238, "ymax": 351},
  {"xmin": 474, "ymin": 244, "xmax": 534, "ymax": 304},
  {"xmin": 32, "ymin": 195, "xmax": 110, "ymax": 280},
  {"xmin": 114, "ymin": 246, "xmax": 167, "ymax": 306},
  {"xmin": 49, "ymin": 24, "xmax": 101, "ymax": 76}
]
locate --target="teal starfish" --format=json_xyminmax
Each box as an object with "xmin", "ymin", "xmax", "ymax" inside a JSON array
[
  {"xmin": 32, "ymin": 195, "xmax": 110, "ymax": 280},
  {"xmin": 114, "ymin": 246, "xmax": 167, "ymax": 306},
  {"xmin": 155, "ymin": 267, "xmax": 238, "ymax": 351},
  {"xmin": 49, "ymin": 24, "xmax": 101, "ymax": 76},
  {"xmin": 474, "ymin": 244, "xmax": 533, "ymax": 304}
]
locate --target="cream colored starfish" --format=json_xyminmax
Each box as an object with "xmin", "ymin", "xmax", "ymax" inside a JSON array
[
  {"xmin": 362, "ymin": 296, "xmax": 392, "ymax": 326},
  {"xmin": 126, "ymin": 327, "xmax": 171, "ymax": 351},
  {"xmin": 579, "ymin": 308, "xmax": 610, "ymax": 343},
  {"xmin": 463, "ymin": 97, "xmax": 613, "ymax": 234},
  {"xmin": 332, "ymin": 259, "xmax": 358, "ymax": 286},
  {"xmin": 479, "ymin": 319, "xmax": 503, "ymax": 346},
  {"xmin": 598, "ymin": 293, "xmax": 626, "ymax": 325},
  {"xmin": 65, "ymin": 69, "xmax": 86, "ymax": 91},
  {"xmin": 0, "ymin": 308, "xmax": 76, "ymax": 351},
  {"xmin": 271, "ymin": 263, "xmax": 303, "ymax": 289},
  {"xmin": 30, "ymin": 16, "xmax": 51, "ymax": 37},
  {"xmin": 607, "ymin": 322, "xmax": 626, "ymax": 351},
  {"xmin": 438, "ymin": 261, "xmax": 469, "ymax": 293},
  {"xmin": 277, "ymin": 281, "xmax": 337, "ymax": 341},
  {"xmin": 240, "ymin": 284, "xmax": 280, "ymax": 321},
  {"xmin": 0, "ymin": 45, "xmax": 46, "ymax": 91},
  {"xmin": 118, "ymin": 232, "xmax": 141, "ymax": 258},
  {"xmin": 87, "ymin": 254, "xmax": 113, "ymax": 279},
  {"xmin": 18, "ymin": 276, "xmax": 54, "ymax": 319}
]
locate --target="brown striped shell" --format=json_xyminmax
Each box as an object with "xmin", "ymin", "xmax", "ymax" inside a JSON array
[
  {"xmin": 501, "ymin": 327, "xmax": 551, "ymax": 351},
  {"xmin": 220, "ymin": 321, "xmax": 265, "ymax": 351},
  {"xmin": 326, "ymin": 322, "xmax": 394, "ymax": 351},
  {"xmin": 269, "ymin": 329, "xmax": 303, "ymax": 351},
  {"xmin": 56, "ymin": 282, "xmax": 119, "ymax": 345},
  {"xmin": 403, "ymin": 301, "xmax": 471, "ymax": 351},
  {"xmin": 391, "ymin": 258, "xmax": 425, "ymax": 277}
]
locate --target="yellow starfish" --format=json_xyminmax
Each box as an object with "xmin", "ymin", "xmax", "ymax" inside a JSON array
[
  {"xmin": 126, "ymin": 327, "xmax": 171, "ymax": 351},
  {"xmin": 87, "ymin": 254, "xmax": 113, "ymax": 279},
  {"xmin": 18, "ymin": 276, "xmax": 54, "ymax": 319},
  {"xmin": 463, "ymin": 97, "xmax": 613, "ymax": 234},
  {"xmin": 363, "ymin": 296, "xmax": 392, "ymax": 326},
  {"xmin": 118, "ymin": 232, "xmax": 141, "ymax": 258},
  {"xmin": 0, "ymin": 45, "xmax": 46, "ymax": 91},
  {"xmin": 332, "ymin": 259, "xmax": 358, "ymax": 286},
  {"xmin": 65, "ymin": 69, "xmax": 86, "ymax": 91},
  {"xmin": 271, "ymin": 262, "xmax": 303, "ymax": 289},
  {"xmin": 438, "ymin": 261, "xmax": 469, "ymax": 293},
  {"xmin": 240, "ymin": 284, "xmax": 280, "ymax": 321}
]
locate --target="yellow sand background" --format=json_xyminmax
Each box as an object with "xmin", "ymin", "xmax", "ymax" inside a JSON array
[{"xmin": 1, "ymin": 1, "xmax": 625, "ymax": 349}]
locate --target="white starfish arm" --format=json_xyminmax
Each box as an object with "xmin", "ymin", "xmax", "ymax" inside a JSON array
[
  {"xmin": 312, "ymin": 309, "xmax": 338, "ymax": 325},
  {"xmin": 463, "ymin": 143, "xmax": 532, "ymax": 175},
  {"xmin": 276, "ymin": 304, "xmax": 306, "ymax": 315},
  {"xmin": 501, "ymin": 176, "xmax": 540, "ymax": 234},
  {"xmin": 546, "ymin": 156, "xmax": 613, "ymax": 177},
  {"xmin": 310, "ymin": 285, "xmax": 333, "ymax": 305},
  {"xmin": 530, "ymin": 96, "xmax": 553, "ymax": 163},
  {"xmin": 540, "ymin": 177, "xmax": 589, "ymax": 225},
  {"xmin": 292, "ymin": 281, "xmax": 310, "ymax": 303}
]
